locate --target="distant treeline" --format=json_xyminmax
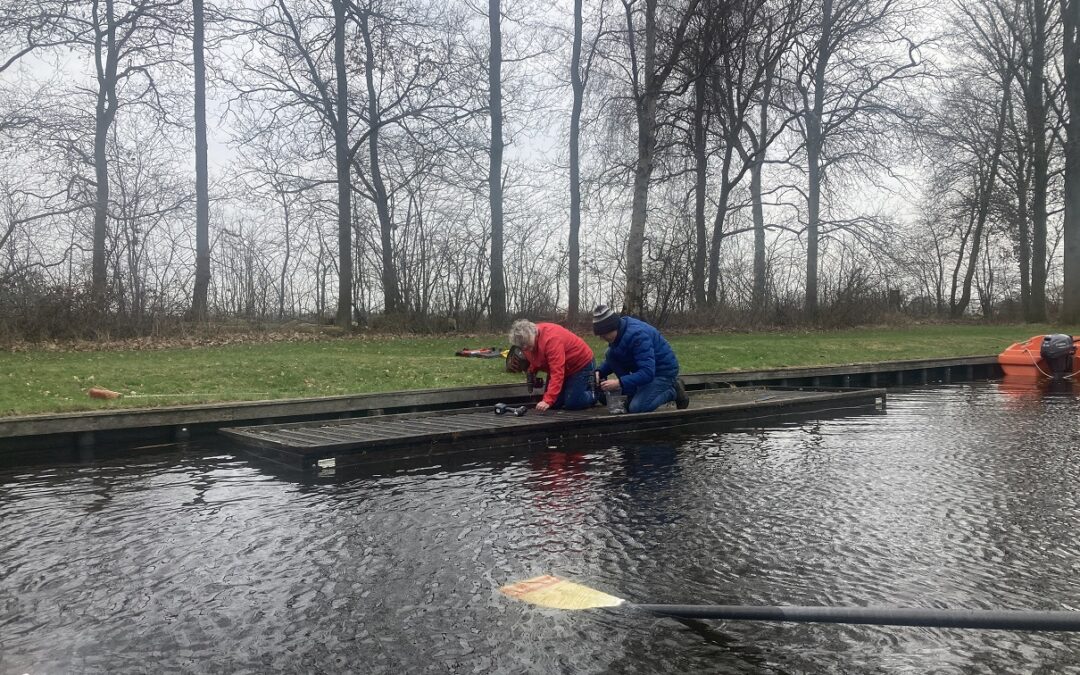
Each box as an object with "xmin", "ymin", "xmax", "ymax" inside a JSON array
[{"xmin": 2, "ymin": 0, "xmax": 1080, "ymax": 340}]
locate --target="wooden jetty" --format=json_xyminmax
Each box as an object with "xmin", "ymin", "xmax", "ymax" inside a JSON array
[{"xmin": 222, "ymin": 386, "xmax": 886, "ymax": 471}]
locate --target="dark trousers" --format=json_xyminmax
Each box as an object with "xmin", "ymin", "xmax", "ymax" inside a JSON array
[{"xmin": 554, "ymin": 360, "xmax": 597, "ymax": 410}]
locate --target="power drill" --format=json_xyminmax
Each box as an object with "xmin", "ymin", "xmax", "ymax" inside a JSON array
[
  {"xmin": 526, "ymin": 372, "xmax": 545, "ymax": 394},
  {"xmin": 494, "ymin": 402, "xmax": 528, "ymax": 416}
]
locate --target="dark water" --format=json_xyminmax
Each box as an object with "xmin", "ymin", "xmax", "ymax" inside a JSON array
[{"xmin": 4, "ymin": 383, "xmax": 1080, "ymax": 674}]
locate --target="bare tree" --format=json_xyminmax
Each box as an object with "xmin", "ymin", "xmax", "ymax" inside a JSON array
[
  {"xmin": 620, "ymin": 0, "xmax": 700, "ymax": 316},
  {"xmin": 228, "ymin": 0, "xmax": 356, "ymax": 329},
  {"xmin": 191, "ymin": 0, "xmax": 210, "ymax": 321},
  {"xmin": 785, "ymin": 0, "xmax": 925, "ymax": 319},
  {"xmin": 331, "ymin": 0, "xmax": 352, "ymax": 328},
  {"xmin": 951, "ymin": 86, "xmax": 1010, "ymax": 317},
  {"xmin": 355, "ymin": 6, "xmax": 401, "ymax": 314},
  {"xmin": 948, "ymin": 0, "xmax": 1061, "ymax": 319},
  {"xmin": 1061, "ymin": 0, "xmax": 1080, "ymax": 321},
  {"xmin": 86, "ymin": 0, "xmax": 185, "ymax": 313},
  {"xmin": 568, "ymin": 0, "xmax": 589, "ymax": 321},
  {"xmin": 750, "ymin": 33, "xmax": 778, "ymax": 312},
  {"xmin": 0, "ymin": 0, "xmax": 187, "ymax": 319},
  {"xmin": 703, "ymin": 0, "xmax": 802, "ymax": 308},
  {"xmin": 346, "ymin": 0, "xmax": 482, "ymax": 317},
  {"xmin": 488, "ymin": 0, "xmax": 507, "ymax": 326},
  {"xmin": 921, "ymin": 68, "xmax": 1013, "ymax": 317},
  {"xmin": 0, "ymin": 2, "xmax": 79, "ymax": 75},
  {"xmin": 1020, "ymin": 0, "xmax": 1057, "ymax": 320},
  {"xmin": 107, "ymin": 123, "xmax": 193, "ymax": 321},
  {"xmin": 232, "ymin": 129, "xmax": 313, "ymax": 318}
]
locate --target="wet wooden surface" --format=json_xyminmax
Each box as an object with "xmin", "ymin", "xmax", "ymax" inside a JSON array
[{"xmin": 222, "ymin": 387, "xmax": 886, "ymax": 469}]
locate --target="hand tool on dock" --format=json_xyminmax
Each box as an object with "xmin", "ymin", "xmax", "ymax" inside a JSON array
[{"xmin": 494, "ymin": 403, "xmax": 528, "ymax": 417}]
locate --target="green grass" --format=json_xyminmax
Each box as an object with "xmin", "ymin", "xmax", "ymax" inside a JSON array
[{"xmin": 0, "ymin": 324, "xmax": 1071, "ymax": 417}]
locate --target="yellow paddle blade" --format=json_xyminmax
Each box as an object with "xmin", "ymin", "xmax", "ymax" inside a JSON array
[{"xmin": 500, "ymin": 575, "xmax": 625, "ymax": 610}]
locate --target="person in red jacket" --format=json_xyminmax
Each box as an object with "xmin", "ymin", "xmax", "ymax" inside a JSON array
[{"xmin": 508, "ymin": 319, "xmax": 598, "ymax": 412}]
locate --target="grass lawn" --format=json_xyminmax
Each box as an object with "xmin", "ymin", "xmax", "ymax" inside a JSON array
[{"xmin": 0, "ymin": 323, "xmax": 1070, "ymax": 417}]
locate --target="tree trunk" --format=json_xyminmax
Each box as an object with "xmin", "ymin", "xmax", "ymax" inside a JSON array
[
  {"xmin": 92, "ymin": 0, "xmax": 119, "ymax": 314},
  {"xmin": 192, "ymin": 0, "xmax": 210, "ymax": 322},
  {"xmin": 278, "ymin": 192, "xmax": 291, "ymax": 319},
  {"xmin": 706, "ymin": 145, "xmax": 734, "ymax": 306},
  {"xmin": 953, "ymin": 76, "xmax": 1010, "ymax": 317},
  {"xmin": 1064, "ymin": 0, "xmax": 1080, "ymax": 321},
  {"xmin": 333, "ymin": 0, "xmax": 352, "ymax": 330},
  {"xmin": 751, "ymin": 57, "xmax": 774, "ymax": 315},
  {"xmin": 568, "ymin": 0, "xmax": 584, "ymax": 322},
  {"xmin": 622, "ymin": 0, "xmax": 699, "ymax": 316},
  {"xmin": 1015, "ymin": 144, "xmax": 1030, "ymax": 315},
  {"xmin": 804, "ymin": 0, "xmax": 832, "ymax": 321},
  {"xmin": 623, "ymin": 0, "xmax": 658, "ymax": 317},
  {"xmin": 359, "ymin": 12, "xmax": 401, "ymax": 315},
  {"xmin": 692, "ymin": 66, "xmax": 707, "ymax": 309},
  {"xmin": 751, "ymin": 144, "xmax": 766, "ymax": 315},
  {"xmin": 488, "ymin": 0, "xmax": 506, "ymax": 327},
  {"xmin": 1026, "ymin": 0, "xmax": 1049, "ymax": 321}
]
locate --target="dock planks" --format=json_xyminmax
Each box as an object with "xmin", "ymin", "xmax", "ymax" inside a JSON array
[{"xmin": 221, "ymin": 386, "xmax": 886, "ymax": 470}]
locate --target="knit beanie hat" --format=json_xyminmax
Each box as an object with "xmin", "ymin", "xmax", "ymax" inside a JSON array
[{"xmin": 592, "ymin": 304, "xmax": 620, "ymax": 335}]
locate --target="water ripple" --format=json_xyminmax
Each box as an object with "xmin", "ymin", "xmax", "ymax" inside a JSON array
[{"xmin": 4, "ymin": 384, "xmax": 1080, "ymax": 673}]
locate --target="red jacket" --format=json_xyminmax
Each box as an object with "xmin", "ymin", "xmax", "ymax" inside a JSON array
[{"xmin": 524, "ymin": 323, "xmax": 594, "ymax": 406}]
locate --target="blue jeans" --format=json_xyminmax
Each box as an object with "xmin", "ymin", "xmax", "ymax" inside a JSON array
[
  {"xmin": 553, "ymin": 360, "xmax": 597, "ymax": 410},
  {"xmin": 627, "ymin": 373, "xmax": 676, "ymax": 413}
]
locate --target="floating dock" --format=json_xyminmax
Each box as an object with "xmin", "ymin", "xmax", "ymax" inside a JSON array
[{"xmin": 222, "ymin": 386, "xmax": 886, "ymax": 471}]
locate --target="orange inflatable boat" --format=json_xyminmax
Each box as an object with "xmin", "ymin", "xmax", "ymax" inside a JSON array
[{"xmin": 998, "ymin": 334, "xmax": 1080, "ymax": 379}]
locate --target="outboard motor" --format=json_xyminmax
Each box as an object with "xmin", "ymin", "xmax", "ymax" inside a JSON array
[{"xmin": 1040, "ymin": 334, "xmax": 1076, "ymax": 380}]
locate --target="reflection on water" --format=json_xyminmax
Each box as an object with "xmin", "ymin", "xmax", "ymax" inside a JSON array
[{"xmin": 3, "ymin": 383, "xmax": 1080, "ymax": 673}]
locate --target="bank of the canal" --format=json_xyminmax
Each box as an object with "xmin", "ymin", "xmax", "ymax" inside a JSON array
[
  {"xmin": 0, "ymin": 324, "xmax": 1066, "ymax": 417},
  {"xmin": 0, "ymin": 356, "xmax": 997, "ymax": 469}
]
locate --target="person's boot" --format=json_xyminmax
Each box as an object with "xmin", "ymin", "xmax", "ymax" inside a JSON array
[{"xmin": 674, "ymin": 377, "xmax": 690, "ymax": 410}]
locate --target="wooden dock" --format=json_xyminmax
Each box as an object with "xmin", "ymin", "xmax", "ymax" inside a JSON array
[{"xmin": 222, "ymin": 386, "xmax": 886, "ymax": 471}]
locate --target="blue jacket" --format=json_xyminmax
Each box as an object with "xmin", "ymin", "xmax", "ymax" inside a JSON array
[{"xmin": 598, "ymin": 317, "xmax": 679, "ymax": 397}]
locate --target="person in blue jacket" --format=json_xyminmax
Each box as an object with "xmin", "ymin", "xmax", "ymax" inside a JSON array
[{"xmin": 593, "ymin": 305, "xmax": 690, "ymax": 413}]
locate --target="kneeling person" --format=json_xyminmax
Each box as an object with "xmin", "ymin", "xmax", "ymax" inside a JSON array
[
  {"xmin": 509, "ymin": 319, "xmax": 598, "ymax": 412},
  {"xmin": 593, "ymin": 305, "xmax": 689, "ymax": 413}
]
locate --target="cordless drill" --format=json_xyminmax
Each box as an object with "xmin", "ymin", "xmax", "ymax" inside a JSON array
[
  {"xmin": 526, "ymin": 372, "xmax": 545, "ymax": 394},
  {"xmin": 494, "ymin": 402, "xmax": 528, "ymax": 416}
]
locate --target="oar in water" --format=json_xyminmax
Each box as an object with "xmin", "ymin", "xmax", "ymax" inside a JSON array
[{"xmin": 500, "ymin": 575, "xmax": 1080, "ymax": 632}]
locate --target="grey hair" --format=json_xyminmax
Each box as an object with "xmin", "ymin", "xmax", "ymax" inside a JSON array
[{"xmin": 508, "ymin": 319, "xmax": 538, "ymax": 348}]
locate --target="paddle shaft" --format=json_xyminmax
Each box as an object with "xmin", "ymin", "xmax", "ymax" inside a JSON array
[{"xmin": 632, "ymin": 604, "xmax": 1080, "ymax": 631}]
